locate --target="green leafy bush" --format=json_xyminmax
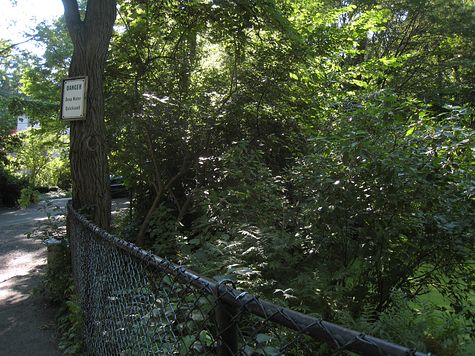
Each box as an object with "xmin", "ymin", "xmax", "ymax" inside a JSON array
[
  {"xmin": 8, "ymin": 129, "xmax": 69, "ymax": 189},
  {"xmin": 337, "ymin": 290, "xmax": 472, "ymax": 355},
  {"xmin": 18, "ymin": 186, "xmax": 40, "ymax": 208},
  {"xmin": 0, "ymin": 168, "xmax": 26, "ymax": 207},
  {"xmin": 30, "ymin": 209, "xmax": 83, "ymax": 354},
  {"xmin": 0, "ymin": 133, "xmax": 25, "ymax": 207},
  {"xmin": 105, "ymin": 0, "xmax": 475, "ymax": 352}
]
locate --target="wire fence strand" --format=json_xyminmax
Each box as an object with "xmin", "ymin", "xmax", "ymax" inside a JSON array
[{"xmin": 67, "ymin": 202, "xmax": 428, "ymax": 356}]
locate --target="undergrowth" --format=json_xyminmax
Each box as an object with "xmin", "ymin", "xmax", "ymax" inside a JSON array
[{"xmin": 30, "ymin": 201, "xmax": 84, "ymax": 354}]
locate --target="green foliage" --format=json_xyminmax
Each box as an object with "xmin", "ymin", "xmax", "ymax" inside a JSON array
[
  {"xmin": 182, "ymin": 142, "xmax": 292, "ymax": 292},
  {"xmin": 338, "ymin": 290, "xmax": 471, "ymax": 355},
  {"xmin": 17, "ymin": 0, "xmax": 473, "ymax": 351},
  {"xmin": 17, "ymin": 17, "xmax": 72, "ymax": 134},
  {"xmin": 0, "ymin": 18, "xmax": 71, "ymax": 208},
  {"xmin": 0, "ymin": 167, "xmax": 26, "ymax": 207},
  {"xmin": 287, "ymin": 94, "xmax": 474, "ymax": 314},
  {"xmin": 0, "ymin": 42, "xmax": 25, "ymax": 135},
  {"xmin": 8, "ymin": 128, "xmax": 69, "ymax": 189},
  {"xmin": 0, "ymin": 132, "xmax": 25, "ymax": 207},
  {"xmin": 57, "ymin": 295, "xmax": 84, "ymax": 355},
  {"xmin": 0, "ymin": 32, "xmax": 65, "ymax": 134},
  {"xmin": 18, "ymin": 186, "xmax": 40, "ymax": 208},
  {"xmin": 150, "ymin": 203, "xmax": 182, "ymax": 259},
  {"xmin": 104, "ymin": 0, "xmax": 475, "ymax": 350},
  {"xmin": 29, "ymin": 207, "xmax": 83, "ymax": 354}
]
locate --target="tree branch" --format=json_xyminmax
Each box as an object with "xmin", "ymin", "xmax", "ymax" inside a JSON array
[
  {"xmin": 144, "ymin": 126, "xmax": 163, "ymax": 192},
  {"xmin": 0, "ymin": 36, "xmax": 38, "ymax": 56},
  {"xmin": 62, "ymin": 0, "xmax": 82, "ymax": 44},
  {"xmin": 135, "ymin": 153, "xmax": 191, "ymax": 246}
]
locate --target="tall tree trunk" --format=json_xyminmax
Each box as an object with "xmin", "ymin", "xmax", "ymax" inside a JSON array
[{"xmin": 62, "ymin": 0, "xmax": 116, "ymax": 229}]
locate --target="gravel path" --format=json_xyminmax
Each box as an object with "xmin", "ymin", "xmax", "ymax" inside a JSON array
[{"xmin": 0, "ymin": 203, "xmax": 63, "ymax": 356}]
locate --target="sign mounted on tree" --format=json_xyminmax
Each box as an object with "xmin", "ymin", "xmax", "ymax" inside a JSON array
[{"xmin": 61, "ymin": 76, "xmax": 88, "ymax": 121}]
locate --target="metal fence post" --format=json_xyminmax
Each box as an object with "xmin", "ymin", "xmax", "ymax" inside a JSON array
[{"xmin": 215, "ymin": 283, "xmax": 239, "ymax": 356}]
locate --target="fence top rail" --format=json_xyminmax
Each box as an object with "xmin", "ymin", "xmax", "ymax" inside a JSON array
[{"xmin": 67, "ymin": 201, "xmax": 429, "ymax": 356}]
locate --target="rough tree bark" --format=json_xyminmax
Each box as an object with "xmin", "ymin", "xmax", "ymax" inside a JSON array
[{"xmin": 62, "ymin": 0, "xmax": 116, "ymax": 229}]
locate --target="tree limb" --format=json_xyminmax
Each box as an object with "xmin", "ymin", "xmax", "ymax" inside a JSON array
[
  {"xmin": 62, "ymin": 0, "xmax": 82, "ymax": 44},
  {"xmin": 0, "ymin": 36, "xmax": 38, "ymax": 56},
  {"xmin": 135, "ymin": 145, "xmax": 191, "ymax": 246}
]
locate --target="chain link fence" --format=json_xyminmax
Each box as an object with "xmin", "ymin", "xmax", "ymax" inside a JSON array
[{"xmin": 68, "ymin": 202, "xmax": 427, "ymax": 356}]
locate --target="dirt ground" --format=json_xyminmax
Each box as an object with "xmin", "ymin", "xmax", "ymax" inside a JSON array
[{"xmin": 0, "ymin": 209, "xmax": 62, "ymax": 356}]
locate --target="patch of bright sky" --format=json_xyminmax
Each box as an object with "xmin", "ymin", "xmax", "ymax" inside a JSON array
[{"xmin": 0, "ymin": 0, "xmax": 64, "ymax": 54}]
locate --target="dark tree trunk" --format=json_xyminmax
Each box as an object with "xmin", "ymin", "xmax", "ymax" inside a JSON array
[{"xmin": 62, "ymin": 0, "xmax": 116, "ymax": 229}]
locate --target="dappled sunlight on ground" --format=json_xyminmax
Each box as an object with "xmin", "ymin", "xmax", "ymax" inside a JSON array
[
  {"xmin": 0, "ymin": 197, "xmax": 129, "ymax": 354},
  {"xmin": 0, "ymin": 248, "xmax": 46, "ymax": 289},
  {"xmin": 0, "ymin": 206, "xmax": 61, "ymax": 355},
  {"xmin": 0, "ymin": 271, "xmax": 43, "ymax": 305}
]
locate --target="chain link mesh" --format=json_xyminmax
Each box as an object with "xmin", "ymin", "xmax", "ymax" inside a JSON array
[{"xmin": 68, "ymin": 202, "xmax": 427, "ymax": 356}]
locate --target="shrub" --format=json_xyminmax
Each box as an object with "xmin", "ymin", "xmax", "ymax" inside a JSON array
[
  {"xmin": 337, "ymin": 290, "xmax": 472, "ymax": 355},
  {"xmin": 0, "ymin": 168, "xmax": 26, "ymax": 207},
  {"xmin": 18, "ymin": 186, "xmax": 40, "ymax": 208}
]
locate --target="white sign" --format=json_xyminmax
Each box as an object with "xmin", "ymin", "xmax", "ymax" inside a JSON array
[{"xmin": 61, "ymin": 77, "xmax": 87, "ymax": 121}]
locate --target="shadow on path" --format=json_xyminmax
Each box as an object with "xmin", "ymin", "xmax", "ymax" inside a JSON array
[
  {"xmin": 0, "ymin": 268, "xmax": 61, "ymax": 356},
  {"xmin": 0, "ymin": 207, "xmax": 61, "ymax": 356},
  {"xmin": 0, "ymin": 197, "xmax": 129, "ymax": 355}
]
